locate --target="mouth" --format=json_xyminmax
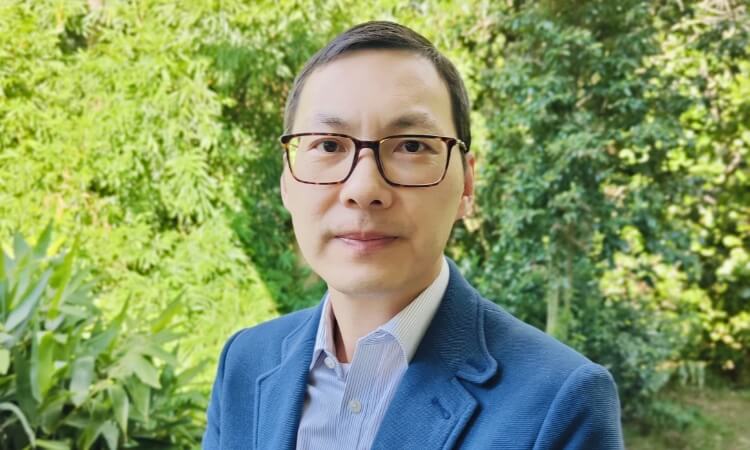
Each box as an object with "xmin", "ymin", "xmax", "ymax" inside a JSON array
[{"xmin": 334, "ymin": 232, "xmax": 399, "ymax": 254}]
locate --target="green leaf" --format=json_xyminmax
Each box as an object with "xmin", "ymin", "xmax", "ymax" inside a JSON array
[
  {"xmin": 108, "ymin": 384, "xmax": 129, "ymax": 436},
  {"xmin": 37, "ymin": 331, "xmax": 57, "ymax": 398},
  {"xmin": 12, "ymin": 232, "xmax": 30, "ymax": 261},
  {"xmin": 0, "ymin": 348, "xmax": 9, "ymax": 375},
  {"xmin": 131, "ymin": 354, "xmax": 161, "ymax": 388},
  {"xmin": 13, "ymin": 347, "xmax": 36, "ymax": 413},
  {"xmin": 69, "ymin": 356, "xmax": 95, "ymax": 406},
  {"xmin": 9, "ymin": 262, "xmax": 31, "ymax": 314},
  {"xmin": 0, "ymin": 332, "xmax": 15, "ymax": 347},
  {"xmin": 85, "ymin": 300, "xmax": 127, "ymax": 357},
  {"xmin": 33, "ymin": 222, "xmax": 54, "ymax": 259},
  {"xmin": 149, "ymin": 291, "xmax": 184, "ymax": 333},
  {"xmin": 177, "ymin": 358, "xmax": 208, "ymax": 386},
  {"xmin": 126, "ymin": 379, "xmax": 150, "ymax": 423},
  {"xmin": 100, "ymin": 420, "xmax": 119, "ymax": 450},
  {"xmin": 78, "ymin": 417, "xmax": 106, "ymax": 450},
  {"xmin": 138, "ymin": 340, "xmax": 178, "ymax": 366},
  {"xmin": 39, "ymin": 394, "xmax": 67, "ymax": 434},
  {"xmin": 0, "ymin": 248, "xmax": 10, "ymax": 282},
  {"xmin": 35, "ymin": 439, "xmax": 71, "ymax": 450},
  {"xmin": 5, "ymin": 269, "xmax": 51, "ymax": 332},
  {"xmin": 30, "ymin": 327, "xmax": 42, "ymax": 403},
  {"xmin": 49, "ymin": 242, "xmax": 78, "ymax": 312},
  {"xmin": 0, "ymin": 401, "xmax": 35, "ymax": 446}
]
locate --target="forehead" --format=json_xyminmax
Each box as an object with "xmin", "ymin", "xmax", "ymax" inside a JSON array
[{"xmin": 292, "ymin": 49, "xmax": 454, "ymax": 136}]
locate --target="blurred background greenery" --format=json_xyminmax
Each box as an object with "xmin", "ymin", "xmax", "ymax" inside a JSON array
[{"xmin": 1, "ymin": 0, "xmax": 748, "ymax": 448}]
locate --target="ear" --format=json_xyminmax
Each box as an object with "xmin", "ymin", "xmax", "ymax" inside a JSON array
[{"xmin": 455, "ymin": 152, "xmax": 475, "ymax": 221}]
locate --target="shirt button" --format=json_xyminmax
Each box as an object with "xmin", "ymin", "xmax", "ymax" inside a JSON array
[
  {"xmin": 348, "ymin": 399, "xmax": 362, "ymax": 414},
  {"xmin": 324, "ymin": 357, "xmax": 336, "ymax": 369}
]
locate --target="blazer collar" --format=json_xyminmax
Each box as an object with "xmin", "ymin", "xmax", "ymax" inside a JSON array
[
  {"xmin": 421, "ymin": 257, "xmax": 498, "ymax": 383},
  {"xmin": 254, "ymin": 256, "xmax": 498, "ymax": 450},
  {"xmin": 254, "ymin": 300, "xmax": 322, "ymax": 450},
  {"xmin": 371, "ymin": 257, "xmax": 498, "ymax": 449}
]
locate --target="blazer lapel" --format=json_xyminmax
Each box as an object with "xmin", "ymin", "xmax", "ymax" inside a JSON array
[
  {"xmin": 254, "ymin": 300, "xmax": 323, "ymax": 450},
  {"xmin": 372, "ymin": 258, "xmax": 499, "ymax": 450}
]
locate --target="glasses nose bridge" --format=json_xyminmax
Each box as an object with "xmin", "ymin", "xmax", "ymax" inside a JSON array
[
  {"xmin": 353, "ymin": 138, "xmax": 381, "ymax": 154},
  {"xmin": 350, "ymin": 138, "xmax": 382, "ymax": 167},
  {"xmin": 347, "ymin": 137, "xmax": 385, "ymax": 181}
]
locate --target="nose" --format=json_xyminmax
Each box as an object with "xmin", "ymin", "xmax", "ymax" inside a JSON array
[{"xmin": 338, "ymin": 147, "xmax": 393, "ymax": 209}]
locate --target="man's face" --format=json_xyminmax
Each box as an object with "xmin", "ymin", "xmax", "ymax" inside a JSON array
[{"xmin": 281, "ymin": 49, "xmax": 474, "ymax": 301}]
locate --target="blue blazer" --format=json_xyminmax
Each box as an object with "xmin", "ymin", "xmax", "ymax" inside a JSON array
[{"xmin": 203, "ymin": 259, "xmax": 625, "ymax": 449}]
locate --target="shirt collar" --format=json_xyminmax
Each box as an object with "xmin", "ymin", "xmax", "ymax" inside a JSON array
[{"xmin": 310, "ymin": 256, "xmax": 450, "ymax": 369}]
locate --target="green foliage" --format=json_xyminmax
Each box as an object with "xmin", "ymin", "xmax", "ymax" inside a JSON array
[
  {"xmin": 453, "ymin": 0, "xmax": 750, "ymax": 419},
  {"xmin": 0, "ymin": 227, "xmax": 205, "ymax": 449},
  {"xmin": 0, "ymin": 0, "xmax": 278, "ymax": 376},
  {"xmin": 652, "ymin": 0, "xmax": 750, "ymax": 377}
]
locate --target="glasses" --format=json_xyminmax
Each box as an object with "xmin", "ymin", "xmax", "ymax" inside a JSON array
[{"xmin": 279, "ymin": 132, "xmax": 468, "ymax": 187}]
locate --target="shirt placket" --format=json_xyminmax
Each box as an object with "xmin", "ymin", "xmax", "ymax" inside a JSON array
[{"xmin": 340, "ymin": 332, "xmax": 396, "ymax": 450}]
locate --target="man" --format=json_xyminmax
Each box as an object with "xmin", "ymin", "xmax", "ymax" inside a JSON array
[{"xmin": 203, "ymin": 21, "xmax": 624, "ymax": 450}]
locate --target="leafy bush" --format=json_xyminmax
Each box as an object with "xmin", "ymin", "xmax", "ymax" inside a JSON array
[
  {"xmin": 0, "ymin": 227, "xmax": 205, "ymax": 449},
  {"xmin": 454, "ymin": 0, "xmax": 750, "ymax": 418},
  {"xmin": 0, "ymin": 0, "xmax": 279, "ymax": 376}
]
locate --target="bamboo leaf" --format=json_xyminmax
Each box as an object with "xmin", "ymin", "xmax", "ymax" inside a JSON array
[
  {"xmin": 108, "ymin": 384, "xmax": 129, "ymax": 437},
  {"xmin": 49, "ymin": 242, "xmax": 78, "ymax": 312},
  {"xmin": 35, "ymin": 439, "xmax": 71, "ymax": 450},
  {"xmin": 13, "ymin": 347, "xmax": 36, "ymax": 413},
  {"xmin": 126, "ymin": 379, "xmax": 150, "ymax": 423},
  {"xmin": 39, "ymin": 394, "xmax": 66, "ymax": 434},
  {"xmin": 85, "ymin": 300, "xmax": 127, "ymax": 357},
  {"xmin": 12, "ymin": 232, "xmax": 30, "ymax": 261},
  {"xmin": 149, "ymin": 291, "xmax": 184, "ymax": 333},
  {"xmin": 69, "ymin": 356, "xmax": 95, "ymax": 406},
  {"xmin": 33, "ymin": 222, "xmax": 54, "ymax": 259},
  {"xmin": 100, "ymin": 420, "xmax": 119, "ymax": 450},
  {"xmin": 78, "ymin": 417, "xmax": 106, "ymax": 450},
  {"xmin": 177, "ymin": 358, "xmax": 208, "ymax": 386},
  {"xmin": 138, "ymin": 340, "xmax": 178, "ymax": 366},
  {"xmin": 5, "ymin": 269, "xmax": 51, "ymax": 332},
  {"xmin": 131, "ymin": 354, "xmax": 161, "ymax": 388},
  {"xmin": 37, "ymin": 331, "xmax": 57, "ymax": 398},
  {"xmin": 0, "ymin": 402, "xmax": 35, "ymax": 446},
  {"xmin": 0, "ymin": 348, "xmax": 9, "ymax": 375}
]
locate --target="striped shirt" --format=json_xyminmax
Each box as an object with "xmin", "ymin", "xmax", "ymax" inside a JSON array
[{"xmin": 295, "ymin": 256, "xmax": 450, "ymax": 450}]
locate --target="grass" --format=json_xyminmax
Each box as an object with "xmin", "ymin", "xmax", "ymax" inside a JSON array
[{"xmin": 624, "ymin": 385, "xmax": 750, "ymax": 450}]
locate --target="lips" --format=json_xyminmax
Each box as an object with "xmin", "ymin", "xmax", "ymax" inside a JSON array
[
  {"xmin": 336, "ymin": 231, "xmax": 397, "ymax": 240},
  {"xmin": 334, "ymin": 231, "xmax": 399, "ymax": 253}
]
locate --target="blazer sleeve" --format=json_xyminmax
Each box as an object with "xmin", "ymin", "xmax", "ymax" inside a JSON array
[
  {"xmin": 202, "ymin": 331, "xmax": 242, "ymax": 450},
  {"xmin": 533, "ymin": 363, "xmax": 625, "ymax": 450}
]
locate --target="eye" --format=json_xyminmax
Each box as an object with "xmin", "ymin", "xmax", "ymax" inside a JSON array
[
  {"xmin": 310, "ymin": 139, "xmax": 345, "ymax": 153},
  {"xmin": 321, "ymin": 140, "xmax": 340, "ymax": 153},
  {"xmin": 393, "ymin": 138, "xmax": 437, "ymax": 154},
  {"xmin": 402, "ymin": 140, "xmax": 423, "ymax": 153}
]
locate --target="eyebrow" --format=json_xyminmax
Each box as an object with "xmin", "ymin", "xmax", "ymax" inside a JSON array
[
  {"xmin": 312, "ymin": 111, "xmax": 442, "ymax": 134},
  {"xmin": 314, "ymin": 113, "xmax": 349, "ymax": 129}
]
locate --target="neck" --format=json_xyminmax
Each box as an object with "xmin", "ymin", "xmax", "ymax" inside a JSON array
[{"xmin": 327, "ymin": 257, "xmax": 443, "ymax": 363}]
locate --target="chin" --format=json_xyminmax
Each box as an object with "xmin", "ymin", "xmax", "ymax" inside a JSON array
[{"xmin": 321, "ymin": 265, "xmax": 403, "ymax": 295}]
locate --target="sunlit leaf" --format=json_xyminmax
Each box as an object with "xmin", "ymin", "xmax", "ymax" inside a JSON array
[{"xmin": 69, "ymin": 356, "xmax": 95, "ymax": 406}]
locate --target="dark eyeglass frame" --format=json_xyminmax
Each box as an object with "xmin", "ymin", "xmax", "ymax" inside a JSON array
[{"xmin": 279, "ymin": 132, "xmax": 469, "ymax": 187}]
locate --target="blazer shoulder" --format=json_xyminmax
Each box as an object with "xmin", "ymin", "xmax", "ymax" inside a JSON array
[
  {"xmin": 479, "ymin": 297, "xmax": 593, "ymax": 381},
  {"xmin": 220, "ymin": 306, "xmax": 318, "ymax": 371}
]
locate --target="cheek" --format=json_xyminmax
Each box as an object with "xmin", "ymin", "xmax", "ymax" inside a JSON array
[
  {"xmin": 405, "ymin": 189, "xmax": 462, "ymax": 243},
  {"xmin": 286, "ymin": 186, "xmax": 334, "ymax": 245}
]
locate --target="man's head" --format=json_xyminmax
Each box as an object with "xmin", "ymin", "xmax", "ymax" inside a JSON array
[{"xmin": 280, "ymin": 21, "xmax": 475, "ymax": 302}]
